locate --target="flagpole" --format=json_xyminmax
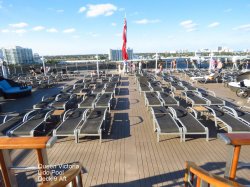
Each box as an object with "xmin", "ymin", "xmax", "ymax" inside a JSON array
[
  {"xmin": 96, "ymin": 54, "xmax": 99, "ymax": 78},
  {"xmin": 122, "ymin": 14, "xmax": 128, "ymax": 73},
  {"xmin": 155, "ymin": 52, "xmax": 158, "ymax": 74},
  {"xmin": 42, "ymin": 56, "xmax": 46, "ymax": 76}
]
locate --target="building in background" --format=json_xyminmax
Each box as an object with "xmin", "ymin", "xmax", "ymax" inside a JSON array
[
  {"xmin": 33, "ymin": 53, "xmax": 42, "ymax": 63},
  {"xmin": 0, "ymin": 50, "xmax": 3, "ymax": 59},
  {"xmin": 109, "ymin": 48, "xmax": 133, "ymax": 61},
  {"xmin": 0, "ymin": 46, "xmax": 34, "ymax": 64}
]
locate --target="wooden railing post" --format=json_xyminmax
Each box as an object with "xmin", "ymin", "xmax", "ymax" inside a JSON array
[
  {"xmin": 0, "ymin": 150, "xmax": 18, "ymax": 187},
  {"xmin": 224, "ymin": 145, "xmax": 241, "ymax": 180}
]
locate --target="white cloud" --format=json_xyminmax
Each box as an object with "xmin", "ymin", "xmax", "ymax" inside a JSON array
[
  {"xmin": 63, "ymin": 28, "xmax": 76, "ymax": 33},
  {"xmin": 134, "ymin": 19, "xmax": 160, "ymax": 24},
  {"xmin": 56, "ymin": 9, "xmax": 64, "ymax": 13},
  {"xmin": 78, "ymin": 6, "xmax": 86, "ymax": 13},
  {"xmin": 46, "ymin": 28, "xmax": 58, "ymax": 33},
  {"xmin": 13, "ymin": 29, "xmax": 27, "ymax": 34},
  {"xmin": 1, "ymin": 29, "xmax": 10, "ymax": 33},
  {"xmin": 88, "ymin": 32, "xmax": 99, "ymax": 37},
  {"xmin": 86, "ymin": 4, "xmax": 117, "ymax": 17},
  {"xmin": 208, "ymin": 22, "xmax": 220, "ymax": 28},
  {"xmin": 111, "ymin": 22, "xmax": 117, "ymax": 26},
  {"xmin": 180, "ymin": 20, "xmax": 197, "ymax": 32},
  {"xmin": 9, "ymin": 22, "xmax": 28, "ymax": 28},
  {"xmin": 233, "ymin": 24, "xmax": 250, "ymax": 31},
  {"xmin": 32, "ymin": 26, "xmax": 45, "ymax": 31},
  {"xmin": 224, "ymin": 8, "xmax": 232, "ymax": 12}
]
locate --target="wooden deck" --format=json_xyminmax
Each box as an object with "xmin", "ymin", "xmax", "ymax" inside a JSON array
[{"xmin": 10, "ymin": 75, "xmax": 250, "ymax": 186}]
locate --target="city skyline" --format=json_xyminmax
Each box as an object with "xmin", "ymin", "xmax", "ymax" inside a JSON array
[{"xmin": 0, "ymin": 0, "xmax": 250, "ymax": 55}]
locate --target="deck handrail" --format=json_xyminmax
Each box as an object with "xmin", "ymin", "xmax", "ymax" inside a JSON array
[
  {"xmin": 184, "ymin": 161, "xmax": 244, "ymax": 187},
  {"xmin": 0, "ymin": 136, "xmax": 56, "ymax": 149},
  {"xmin": 39, "ymin": 162, "xmax": 83, "ymax": 187},
  {"xmin": 218, "ymin": 133, "xmax": 250, "ymax": 180},
  {"xmin": 218, "ymin": 133, "xmax": 250, "ymax": 146},
  {"xmin": 0, "ymin": 136, "xmax": 57, "ymax": 186}
]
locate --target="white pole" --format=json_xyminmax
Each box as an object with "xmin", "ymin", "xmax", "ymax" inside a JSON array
[
  {"xmin": 155, "ymin": 53, "xmax": 158, "ymax": 74},
  {"xmin": 0, "ymin": 59, "xmax": 4, "ymax": 78},
  {"xmin": 96, "ymin": 55, "xmax": 99, "ymax": 78},
  {"xmin": 42, "ymin": 56, "xmax": 46, "ymax": 76}
]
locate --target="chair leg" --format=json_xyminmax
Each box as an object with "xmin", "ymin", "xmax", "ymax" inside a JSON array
[
  {"xmin": 157, "ymin": 133, "xmax": 160, "ymax": 142},
  {"xmin": 75, "ymin": 133, "xmax": 79, "ymax": 143}
]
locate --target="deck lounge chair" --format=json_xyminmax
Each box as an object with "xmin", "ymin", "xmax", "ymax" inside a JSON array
[
  {"xmin": 0, "ymin": 114, "xmax": 7, "ymax": 125},
  {"xmin": 110, "ymin": 75, "xmax": 120, "ymax": 84},
  {"xmin": 104, "ymin": 82, "xmax": 117, "ymax": 94},
  {"xmin": 9, "ymin": 109, "xmax": 55, "ymax": 137},
  {"xmin": 77, "ymin": 108, "xmax": 107, "ymax": 143},
  {"xmin": 33, "ymin": 95, "xmax": 56, "ymax": 109},
  {"xmin": 144, "ymin": 92, "xmax": 163, "ymax": 109},
  {"xmin": 198, "ymin": 90, "xmax": 225, "ymax": 106},
  {"xmin": 227, "ymin": 106, "xmax": 250, "ymax": 125},
  {"xmin": 149, "ymin": 81, "xmax": 163, "ymax": 92},
  {"xmin": 72, "ymin": 84, "xmax": 86, "ymax": 94},
  {"xmin": 74, "ymin": 79, "xmax": 84, "ymax": 84},
  {"xmin": 53, "ymin": 108, "xmax": 88, "ymax": 142},
  {"xmin": 150, "ymin": 106, "xmax": 182, "ymax": 142},
  {"xmin": 60, "ymin": 85, "xmax": 73, "ymax": 94},
  {"xmin": 179, "ymin": 81, "xmax": 197, "ymax": 91},
  {"xmin": 199, "ymin": 72, "xmax": 222, "ymax": 84},
  {"xmin": 168, "ymin": 106, "xmax": 209, "ymax": 141},
  {"xmin": 158, "ymin": 92, "xmax": 179, "ymax": 106},
  {"xmin": 51, "ymin": 93, "xmax": 78, "ymax": 110},
  {"xmin": 170, "ymin": 82, "xmax": 186, "ymax": 92},
  {"xmin": 206, "ymin": 105, "xmax": 250, "ymax": 133},
  {"xmin": 0, "ymin": 113, "xmax": 27, "ymax": 136},
  {"xmin": 92, "ymin": 83, "xmax": 106, "ymax": 94},
  {"xmin": 95, "ymin": 93, "xmax": 113, "ymax": 112},
  {"xmin": 182, "ymin": 91, "xmax": 209, "ymax": 106},
  {"xmin": 139, "ymin": 83, "xmax": 151, "ymax": 94},
  {"xmin": 78, "ymin": 94, "xmax": 98, "ymax": 109},
  {"xmin": 0, "ymin": 78, "xmax": 32, "ymax": 99}
]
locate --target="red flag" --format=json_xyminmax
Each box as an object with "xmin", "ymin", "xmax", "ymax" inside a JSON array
[{"xmin": 122, "ymin": 18, "xmax": 128, "ymax": 60}]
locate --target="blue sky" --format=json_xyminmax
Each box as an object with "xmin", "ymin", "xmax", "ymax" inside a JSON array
[{"xmin": 0, "ymin": 0, "xmax": 250, "ymax": 55}]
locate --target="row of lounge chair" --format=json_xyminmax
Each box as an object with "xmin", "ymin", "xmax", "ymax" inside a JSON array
[
  {"xmin": 137, "ymin": 71, "xmax": 250, "ymax": 142},
  {"xmin": 0, "ymin": 109, "xmax": 59, "ymax": 137},
  {"xmin": 0, "ymin": 74, "xmax": 120, "ymax": 142}
]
